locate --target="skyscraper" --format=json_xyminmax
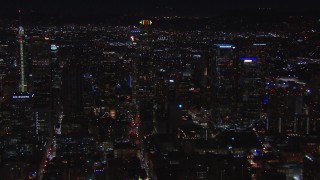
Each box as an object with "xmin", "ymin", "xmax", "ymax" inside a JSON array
[
  {"xmin": 211, "ymin": 44, "xmax": 237, "ymax": 123},
  {"xmin": 29, "ymin": 36, "xmax": 52, "ymax": 107},
  {"xmin": 62, "ymin": 63, "xmax": 84, "ymax": 116},
  {"xmin": 11, "ymin": 10, "xmax": 34, "ymax": 135},
  {"xmin": 18, "ymin": 10, "xmax": 27, "ymax": 93},
  {"xmin": 61, "ymin": 63, "xmax": 85, "ymax": 134},
  {"xmin": 238, "ymin": 57, "xmax": 264, "ymax": 123},
  {"xmin": 267, "ymin": 78, "xmax": 308, "ymax": 134},
  {"xmin": 28, "ymin": 36, "xmax": 52, "ymax": 136}
]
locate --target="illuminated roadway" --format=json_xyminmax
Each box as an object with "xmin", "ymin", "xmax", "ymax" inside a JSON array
[
  {"xmin": 131, "ymin": 102, "xmax": 157, "ymax": 180},
  {"xmin": 38, "ymin": 138, "xmax": 54, "ymax": 180},
  {"xmin": 37, "ymin": 113, "xmax": 58, "ymax": 180}
]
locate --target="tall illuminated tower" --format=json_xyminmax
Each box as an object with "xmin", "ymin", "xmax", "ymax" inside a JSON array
[{"xmin": 18, "ymin": 10, "xmax": 27, "ymax": 92}]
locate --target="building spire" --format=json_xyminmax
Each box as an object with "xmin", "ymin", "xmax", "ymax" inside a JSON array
[{"xmin": 18, "ymin": 9, "xmax": 21, "ymax": 26}]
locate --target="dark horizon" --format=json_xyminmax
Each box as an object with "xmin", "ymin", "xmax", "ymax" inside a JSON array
[{"xmin": 2, "ymin": 0, "xmax": 320, "ymax": 18}]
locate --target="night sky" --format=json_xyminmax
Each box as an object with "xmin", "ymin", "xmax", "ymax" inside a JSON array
[{"xmin": 1, "ymin": 0, "xmax": 320, "ymax": 17}]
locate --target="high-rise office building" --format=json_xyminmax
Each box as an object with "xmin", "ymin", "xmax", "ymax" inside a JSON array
[
  {"xmin": 29, "ymin": 36, "xmax": 51, "ymax": 101},
  {"xmin": 11, "ymin": 93, "xmax": 34, "ymax": 136},
  {"xmin": 267, "ymin": 78, "xmax": 308, "ymax": 134},
  {"xmin": 211, "ymin": 44, "xmax": 237, "ymax": 123},
  {"xmin": 238, "ymin": 57, "xmax": 264, "ymax": 122},
  {"xmin": 61, "ymin": 63, "xmax": 84, "ymax": 134},
  {"xmin": 62, "ymin": 63, "xmax": 84, "ymax": 116},
  {"xmin": 28, "ymin": 36, "xmax": 53, "ymax": 136}
]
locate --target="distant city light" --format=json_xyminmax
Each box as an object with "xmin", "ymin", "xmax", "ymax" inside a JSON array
[
  {"xmin": 240, "ymin": 57, "xmax": 257, "ymax": 62},
  {"xmin": 110, "ymin": 109, "xmax": 116, "ymax": 119},
  {"xmin": 130, "ymin": 29, "xmax": 141, "ymax": 33},
  {"xmin": 253, "ymin": 43, "xmax": 267, "ymax": 46},
  {"xmin": 12, "ymin": 95, "xmax": 32, "ymax": 99},
  {"xmin": 130, "ymin": 36, "xmax": 135, "ymax": 42},
  {"xmin": 293, "ymin": 176, "xmax": 301, "ymax": 180},
  {"xmin": 128, "ymin": 75, "xmax": 132, "ymax": 88},
  {"xmin": 305, "ymin": 154, "xmax": 314, "ymax": 162},
  {"xmin": 214, "ymin": 44, "xmax": 233, "ymax": 48},
  {"xmin": 51, "ymin": 44, "xmax": 57, "ymax": 51}
]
